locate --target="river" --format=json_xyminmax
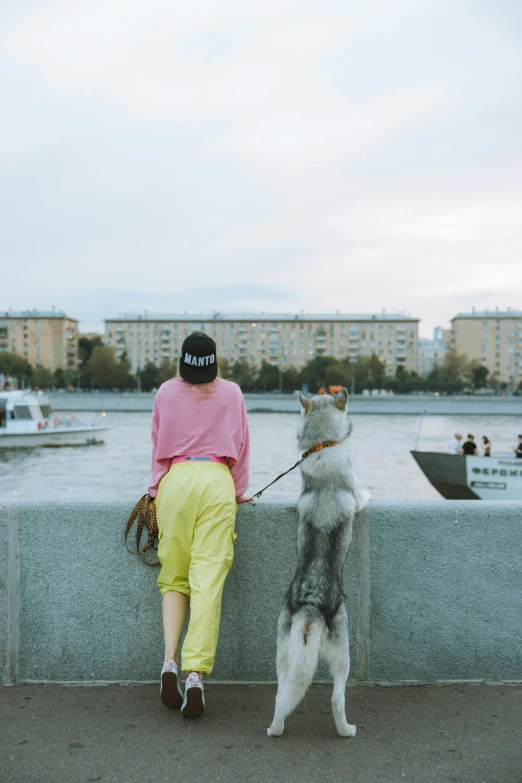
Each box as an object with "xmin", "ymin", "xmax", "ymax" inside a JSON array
[{"xmin": 2, "ymin": 412, "xmax": 521, "ymax": 502}]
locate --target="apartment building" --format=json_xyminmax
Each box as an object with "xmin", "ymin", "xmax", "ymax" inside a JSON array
[
  {"xmin": 0, "ymin": 310, "xmax": 78, "ymax": 371},
  {"xmin": 105, "ymin": 313, "xmax": 419, "ymax": 375},
  {"xmin": 418, "ymin": 327, "xmax": 451, "ymax": 377},
  {"xmin": 451, "ymin": 309, "xmax": 522, "ymax": 387}
]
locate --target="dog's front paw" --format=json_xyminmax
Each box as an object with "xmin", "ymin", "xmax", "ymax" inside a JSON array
[
  {"xmin": 267, "ymin": 725, "xmax": 284, "ymax": 737},
  {"xmin": 337, "ymin": 722, "xmax": 356, "ymax": 738},
  {"xmin": 356, "ymin": 489, "xmax": 371, "ymax": 512}
]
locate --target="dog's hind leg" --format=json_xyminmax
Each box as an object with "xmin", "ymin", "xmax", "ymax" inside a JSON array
[
  {"xmin": 267, "ymin": 611, "xmax": 321, "ymax": 737},
  {"xmin": 267, "ymin": 672, "xmax": 300, "ymax": 737},
  {"xmin": 323, "ymin": 605, "xmax": 356, "ymax": 737}
]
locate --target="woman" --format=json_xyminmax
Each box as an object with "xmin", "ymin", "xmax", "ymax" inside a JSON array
[
  {"xmin": 482, "ymin": 436, "xmax": 491, "ymax": 457},
  {"xmin": 149, "ymin": 331, "xmax": 250, "ymax": 719}
]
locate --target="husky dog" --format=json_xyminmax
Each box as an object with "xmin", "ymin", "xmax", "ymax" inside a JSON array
[{"xmin": 267, "ymin": 388, "xmax": 371, "ymax": 738}]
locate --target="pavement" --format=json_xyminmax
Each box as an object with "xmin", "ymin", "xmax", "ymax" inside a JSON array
[{"xmin": 1, "ymin": 683, "xmax": 521, "ymax": 783}]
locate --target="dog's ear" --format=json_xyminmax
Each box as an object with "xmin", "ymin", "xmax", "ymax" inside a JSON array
[
  {"xmin": 297, "ymin": 391, "xmax": 314, "ymax": 414},
  {"xmin": 333, "ymin": 387, "xmax": 348, "ymax": 411}
]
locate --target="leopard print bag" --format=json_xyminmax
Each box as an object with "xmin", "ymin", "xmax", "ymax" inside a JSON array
[{"xmin": 124, "ymin": 494, "xmax": 160, "ymax": 567}]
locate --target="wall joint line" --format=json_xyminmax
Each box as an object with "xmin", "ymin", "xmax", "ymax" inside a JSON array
[{"xmin": 7, "ymin": 506, "xmax": 20, "ymax": 684}]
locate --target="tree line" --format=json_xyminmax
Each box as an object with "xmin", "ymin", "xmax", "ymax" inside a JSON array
[
  {"xmin": 1, "ymin": 336, "xmax": 516, "ymax": 394},
  {"xmin": 0, "ymin": 338, "xmax": 135, "ymax": 391}
]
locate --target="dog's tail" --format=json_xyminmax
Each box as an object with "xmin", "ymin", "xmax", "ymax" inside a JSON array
[{"xmin": 278, "ymin": 607, "xmax": 323, "ymax": 691}]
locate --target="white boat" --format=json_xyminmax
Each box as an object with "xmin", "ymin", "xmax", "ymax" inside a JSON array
[
  {"xmin": 411, "ymin": 451, "xmax": 522, "ymax": 500},
  {"xmin": 0, "ymin": 390, "xmax": 109, "ymax": 448}
]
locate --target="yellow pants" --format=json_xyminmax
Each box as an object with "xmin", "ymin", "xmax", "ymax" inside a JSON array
[{"xmin": 156, "ymin": 462, "xmax": 237, "ymax": 675}]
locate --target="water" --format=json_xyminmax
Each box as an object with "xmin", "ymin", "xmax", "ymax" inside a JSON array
[{"xmin": 1, "ymin": 412, "xmax": 521, "ymax": 502}]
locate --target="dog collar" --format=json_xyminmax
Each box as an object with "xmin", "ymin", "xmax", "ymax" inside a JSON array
[{"xmin": 302, "ymin": 440, "xmax": 340, "ymax": 459}]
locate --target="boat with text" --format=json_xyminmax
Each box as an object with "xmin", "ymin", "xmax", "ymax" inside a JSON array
[
  {"xmin": 411, "ymin": 451, "xmax": 522, "ymax": 500},
  {"xmin": 0, "ymin": 391, "xmax": 109, "ymax": 448}
]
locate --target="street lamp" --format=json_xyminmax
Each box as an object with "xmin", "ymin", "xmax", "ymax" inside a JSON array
[
  {"xmin": 137, "ymin": 363, "xmax": 141, "ymax": 395},
  {"xmin": 76, "ymin": 358, "xmax": 81, "ymax": 394},
  {"xmin": 349, "ymin": 357, "xmax": 357, "ymax": 396},
  {"xmin": 279, "ymin": 360, "xmax": 287, "ymax": 393}
]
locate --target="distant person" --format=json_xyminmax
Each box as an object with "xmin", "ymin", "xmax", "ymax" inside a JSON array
[
  {"xmin": 462, "ymin": 434, "xmax": 478, "ymax": 456},
  {"xmin": 449, "ymin": 433, "xmax": 462, "ymax": 455},
  {"xmin": 514, "ymin": 435, "xmax": 522, "ymax": 459},
  {"xmin": 482, "ymin": 436, "xmax": 491, "ymax": 457}
]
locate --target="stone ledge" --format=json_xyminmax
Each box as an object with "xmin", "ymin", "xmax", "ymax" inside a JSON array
[{"xmin": 1, "ymin": 500, "xmax": 521, "ymax": 683}]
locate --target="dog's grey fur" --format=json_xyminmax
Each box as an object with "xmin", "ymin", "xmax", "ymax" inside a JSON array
[{"xmin": 267, "ymin": 388, "xmax": 371, "ymax": 738}]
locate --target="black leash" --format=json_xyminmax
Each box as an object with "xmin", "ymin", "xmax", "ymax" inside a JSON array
[{"xmin": 246, "ymin": 440, "xmax": 340, "ymax": 501}]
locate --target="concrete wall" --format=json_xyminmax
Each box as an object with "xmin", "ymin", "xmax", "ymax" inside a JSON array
[
  {"xmin": 1, "ymin": 501, "xmax": 521, "ymax": 684},
  {"xmin": 47, "ymin": 391, "xmax": 522, "ymax": 416}
]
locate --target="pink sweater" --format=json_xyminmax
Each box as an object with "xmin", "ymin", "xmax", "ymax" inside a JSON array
[{"xmin": 148, "ymin": 377, "xmax": 250, "ymax": 501}]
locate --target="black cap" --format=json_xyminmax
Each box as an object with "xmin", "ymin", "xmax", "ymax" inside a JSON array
[{"xmin": 179, "ymin": 332, "xmax": 218, "ymax": 384}]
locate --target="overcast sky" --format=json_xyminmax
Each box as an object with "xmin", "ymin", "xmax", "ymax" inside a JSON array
[{"xmin": 2, "ymin": 0, "xmax": 521, "ymax": 337}]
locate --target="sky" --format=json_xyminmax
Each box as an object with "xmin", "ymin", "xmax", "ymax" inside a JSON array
[{"xmin": 1, "ymin": 0, "xmax": 521, "ymax": 337}]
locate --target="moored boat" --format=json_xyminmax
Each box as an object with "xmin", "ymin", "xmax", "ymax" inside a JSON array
[
  {"xmin": 411, "ymin": 450, "xmax": 522, "ymax": 500},
  {"xmin": 0, "ymin": 390, "xmax": 109, "ymax": 448}
]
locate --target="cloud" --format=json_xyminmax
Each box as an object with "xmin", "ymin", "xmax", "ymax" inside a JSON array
[
  {"xmin": 3, "ymin": 1, "xmax": 417, "ymax": 122},
  {"xmin": 58, "ymin": 284, "xmax": 295, "ymax": 332},
  {"xmin": 1, "ymin": 0, "xmax": 522, "ymax": 338}
]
